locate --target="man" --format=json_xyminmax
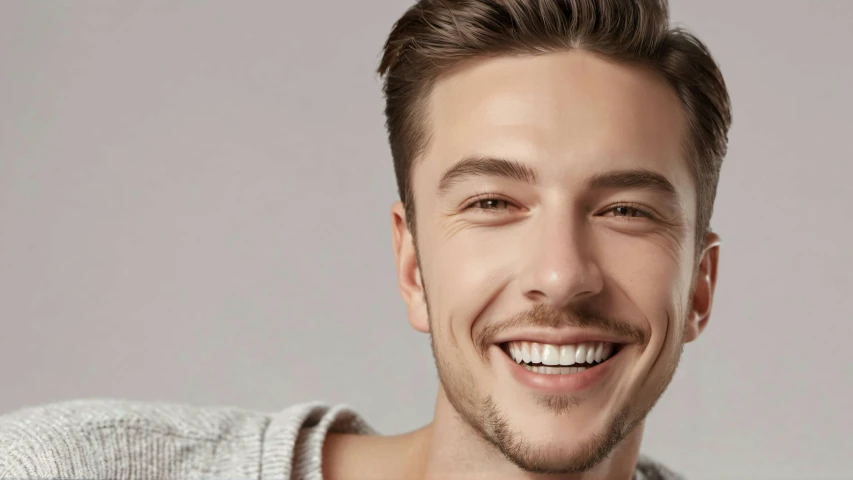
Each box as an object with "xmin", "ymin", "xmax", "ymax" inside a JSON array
[{"xmin": 0, "ymin": 0, "xmax": 730, "ymax": 479}]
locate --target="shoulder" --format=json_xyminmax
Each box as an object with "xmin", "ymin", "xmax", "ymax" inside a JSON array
[
  {"xmin": 636, "ymin": 453, "xmax": 687, "ymax": 480},
  {"xmin": 0, "ymin": 398, "xmax": 275, "ymax": 478}
]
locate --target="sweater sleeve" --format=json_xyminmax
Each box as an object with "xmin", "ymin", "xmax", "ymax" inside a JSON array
[{"xmin": 0, "ymin": 398, "xmax": 272, "ymax": 479}]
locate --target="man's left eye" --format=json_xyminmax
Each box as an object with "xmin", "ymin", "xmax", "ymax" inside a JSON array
[{"xmin": 606, "ymin": 205, "xmax": 652, "ymax": 218}]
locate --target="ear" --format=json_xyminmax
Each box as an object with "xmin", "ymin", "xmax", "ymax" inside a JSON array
[
  {"xmin": 683, "ymin": 231, "xmax": 721, "ymax": 343},
  {"xmin": 391, "ymin": 202, "xmax": 430, "ymax": 333}
]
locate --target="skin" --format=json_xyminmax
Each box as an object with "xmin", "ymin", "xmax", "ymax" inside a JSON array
[{"xmin": 324, "ymin": 50, "xmax": 720, "ymax": 480}]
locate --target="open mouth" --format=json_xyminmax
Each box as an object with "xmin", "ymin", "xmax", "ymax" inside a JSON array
[{"xmin": 499, "ymin": 340, "xmax": 622, "ymax": 375}]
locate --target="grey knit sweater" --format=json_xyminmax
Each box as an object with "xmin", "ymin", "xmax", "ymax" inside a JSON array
[{"xmin": 0, "ymin": 399, "xmax": 684, "ymax": 479}]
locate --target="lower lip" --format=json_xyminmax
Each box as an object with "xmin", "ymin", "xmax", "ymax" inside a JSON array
[{"xmin": 493, "ymin": 344, "xmax": 621, "ymax": 394}]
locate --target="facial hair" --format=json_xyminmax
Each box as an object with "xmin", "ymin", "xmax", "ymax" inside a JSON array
[{"xmin": 428, "ymin": 299, "xmax": 689, "ymax": 474}]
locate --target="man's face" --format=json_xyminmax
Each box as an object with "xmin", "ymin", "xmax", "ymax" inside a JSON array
[{"xmin": 391, "ymin": 51, "xmax": 719, "ymax": 473}]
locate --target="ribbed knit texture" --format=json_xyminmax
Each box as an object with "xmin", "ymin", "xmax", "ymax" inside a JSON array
[{"xmin": 0, "ymin": 399, "xmax": 683, "ymax": 479}]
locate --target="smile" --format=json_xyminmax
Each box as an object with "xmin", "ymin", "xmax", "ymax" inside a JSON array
[{"xmin": 500, "ymin": 341, "xmax": 621, "ymax": 375}]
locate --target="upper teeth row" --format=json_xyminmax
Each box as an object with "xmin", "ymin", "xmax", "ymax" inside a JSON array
[{"xmin": 507, "ymin": 341, "xmax": 614, "ymax": 365}]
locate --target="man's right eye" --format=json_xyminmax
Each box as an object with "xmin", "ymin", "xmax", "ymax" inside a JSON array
[{"xmin": 468, "ymin": 197, "xmax": 512, "ymax": 211}]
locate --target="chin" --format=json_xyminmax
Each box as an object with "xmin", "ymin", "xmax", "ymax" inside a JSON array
[
  {"xmin": 494, "ymin": 435, "xmax": 621, "ymax": 475},
  {"xmin": 482, "ymin": 396, "xmax": 638, "ymax": 474}
]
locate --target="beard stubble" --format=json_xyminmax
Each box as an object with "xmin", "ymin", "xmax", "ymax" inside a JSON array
[{"xmin": 427, "ymin": 302, "xmax": 688, "ymax": 475}]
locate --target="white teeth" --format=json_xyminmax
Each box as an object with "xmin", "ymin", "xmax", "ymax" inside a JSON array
[
  {"xmin": 530, "ymin": 343, "xmax": 542, "ymax": 364},
  {"xmin": 559, "ymin": 345, "xmax": 576, "ymax": 365},
  {"xmin": 541, "ymin": 344, "xmax": 560, "ymax": 365},
  {"xmin": 575, "ymin": 344, "xmax": 587, "ymax": 364},
  {"xmin": 521, "ymin": 363, "xmax": 591, "ymax": 375},
  {"xmin": 511, "ymin": 343, "xmax": 522, "ymax": 363},
  {"xmin": 522, "ymin": 364, "xmax": 578, "ymax": 375},
  {"xmin": 507, "ymin": 340, "xmax": 617, "ymax": 368}
]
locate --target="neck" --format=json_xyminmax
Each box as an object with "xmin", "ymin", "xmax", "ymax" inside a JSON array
[{"xmin": 402, "ymin": 386, "xmax": 644, "ymax": 480}]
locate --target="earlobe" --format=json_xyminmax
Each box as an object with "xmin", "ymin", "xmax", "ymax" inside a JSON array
[
  {"xmin": 684, "ymin": 232, "xmax": 721, "ymax": 343},
  {"xmin": 391, "ymin": 202, "xmax": 430, "ymax": 334}
]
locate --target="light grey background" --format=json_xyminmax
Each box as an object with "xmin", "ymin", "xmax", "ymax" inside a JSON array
[{"xmin": 1, "ymin": 1, "xmax": 850, "ymax": 479}]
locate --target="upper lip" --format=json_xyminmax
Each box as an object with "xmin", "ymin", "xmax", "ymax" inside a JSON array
[{"xmin": 491, "ymin": 329, "xmax": 633, "ymax": 346}]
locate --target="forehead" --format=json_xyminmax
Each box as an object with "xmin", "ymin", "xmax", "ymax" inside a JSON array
[{"xmin": 417, "ymin": 50, "xmax": 693, "ymax": 201}]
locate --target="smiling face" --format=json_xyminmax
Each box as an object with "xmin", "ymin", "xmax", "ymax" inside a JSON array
[{"xmin": 391, "ymin": 50, "xmax": 720, "ymax": 474}]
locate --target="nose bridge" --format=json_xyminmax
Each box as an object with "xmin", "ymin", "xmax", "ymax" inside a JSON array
[{"xmin": 519, "ymin": 209, "xmax": 603, "ymax": 308}]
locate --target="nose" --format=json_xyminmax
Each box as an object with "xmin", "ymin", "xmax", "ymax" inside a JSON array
[{"xmin": 518, "ymin": 213, "xmax": 604, "ymax": 310}]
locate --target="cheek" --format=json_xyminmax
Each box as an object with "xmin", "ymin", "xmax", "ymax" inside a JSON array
[
  {"xmin": 428, "ymin": 229, "xmax": 517, "ymax": 347},
  {"xmin": 600, "ymin": 234, "xmax": 689, "ymax": 389},
  {"xmin": 433, "ymin": 226, "xmax": 517, "ymax": 295},
  {"xmin": 599, "ymin": 232, "xmax": 685, "ymax": 329}
]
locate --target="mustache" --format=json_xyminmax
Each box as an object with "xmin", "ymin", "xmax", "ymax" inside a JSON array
[{"xmin": 475, "ymin": 303, "xmax": 647, "ymax": 356}]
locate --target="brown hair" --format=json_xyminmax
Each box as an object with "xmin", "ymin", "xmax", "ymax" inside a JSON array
[{"xmin": 377, "ymin": 0, "xmax": 731, "ymax": 258}]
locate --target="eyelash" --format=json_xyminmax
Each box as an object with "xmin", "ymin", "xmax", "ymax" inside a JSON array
[{"xmin": 464, "ymin": 195, "xmax": 654, "ymax": 219}]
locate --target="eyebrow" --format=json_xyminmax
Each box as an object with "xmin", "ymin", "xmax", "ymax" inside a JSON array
[
  {"xmin": 437, "ymin": 155, "xmax": 680, "ymax": 202},
  {"xmin": 584, "ymin": 168, "xmax": 679, "ymax": 202},
  {"xmin": 437, "ymin": 156, "xmax": 539, "ymax": 196}
]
